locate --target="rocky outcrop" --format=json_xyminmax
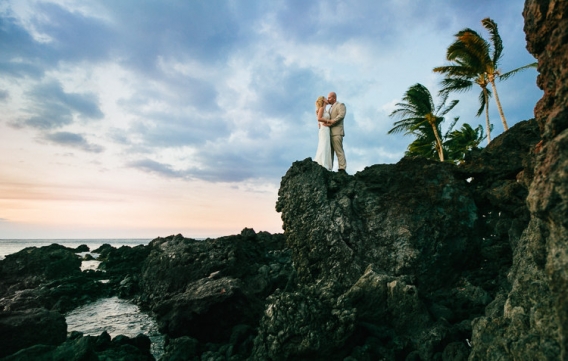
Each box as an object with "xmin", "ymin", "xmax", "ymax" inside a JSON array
[
  {"xmin": 0, "ymin": 308, "xmax": 67, "ymax": 359},
  {"xmin": 250, "ymin": 121, "xmax": 537, "ymax": 360},
  {"xmin": 0, "ymin": 244, "xmax": 109, "ymax": 313},
  {"xmin": 525, "ymin": 1, "xmax": 568, "ymax": 358},
  {"xmin": 138, "ymin": 229, "xmax": 292, "ymax": 358},
  {"xmin": 2, "ymin": 331, "xmax": 154, "ymax": 361},
  {"xmin": 466, "ymin": 1, "xmax": 568, "ymax": 360},
  {"xmin": 0, "ymin": 244, "xmax": 82, "ymax": 297}
]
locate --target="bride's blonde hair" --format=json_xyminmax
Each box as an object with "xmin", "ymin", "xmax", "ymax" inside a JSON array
[{"xmin": 315, "ymin": 96, "xmax": 325, "ymax": 110}]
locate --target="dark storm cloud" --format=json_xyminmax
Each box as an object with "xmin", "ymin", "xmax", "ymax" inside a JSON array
[
  {"xmin": 21, "ymin": 80, "xmax": 103, "ymax": 129},
  {"xmin": 44, "ymin": 131, "xmax": 104, "ymax": 153}
]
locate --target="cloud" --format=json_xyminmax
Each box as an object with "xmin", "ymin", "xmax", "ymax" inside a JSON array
[
  {"xmin": 0, "ymin": 15, "xmax": 51, "ymax": 78},
  {"xmin": 20, "ymin": 80, "xmax": 103, "ymax": 129},
  {"xmin": 0, "ymin": 0, "xmax": 540, "ymax": 187},
  {"xmin": 127, "ymin": 158, "xmax": 186, "ymax": 179},
  {"xmin": 0, "ymin": 89, "xmax": 8, "ymax": 101},
  {"xmin": 44, "ymin": 131, "xmax": 104, "ymax": 153}
]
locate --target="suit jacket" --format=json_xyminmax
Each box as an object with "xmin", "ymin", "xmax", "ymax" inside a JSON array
[{"xmin": 329, "ymin": 102, "xmax": 346, "ymax": 136}]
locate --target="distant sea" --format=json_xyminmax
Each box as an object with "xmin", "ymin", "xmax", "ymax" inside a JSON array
[{"xmin": 0, "ymin": 238, "xmax": 151, "ymax": 260}]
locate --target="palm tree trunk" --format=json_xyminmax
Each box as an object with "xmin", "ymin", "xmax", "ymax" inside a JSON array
[
  {"xmin": 490, "ymin": 80, "xmax": 508, "ymax": 131},
  {"xmin": 484, "ymin": 88, "xmax": 491, "ymax": 144},
  {"xmin": 431, "ymin": 125, "xmax": 445, "ymax": 161}
]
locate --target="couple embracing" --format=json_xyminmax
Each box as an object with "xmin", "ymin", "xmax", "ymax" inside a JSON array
[{"xmin": 314, "ymin": 92, "xmax": 347, "ymax": 173}]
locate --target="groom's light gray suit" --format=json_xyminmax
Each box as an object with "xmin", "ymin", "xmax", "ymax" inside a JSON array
[{"xmin": 329, "ymin": 102, "xmax": 347, "ymax": 170}]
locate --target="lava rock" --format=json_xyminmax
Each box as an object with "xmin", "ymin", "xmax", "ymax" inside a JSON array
[{"xmin": 0, "ymin": 308, "xmax": 67, "ymax": 358}]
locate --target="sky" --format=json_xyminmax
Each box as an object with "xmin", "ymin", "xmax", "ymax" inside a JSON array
[{"xmin": 0, "ymin": 0, "xmax": 541, "ymax": 239}]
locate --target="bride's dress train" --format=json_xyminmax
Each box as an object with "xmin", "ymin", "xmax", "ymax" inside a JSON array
[{"xmin": 314, "ymin": 113, "xmax": 332, "ymax": 170}]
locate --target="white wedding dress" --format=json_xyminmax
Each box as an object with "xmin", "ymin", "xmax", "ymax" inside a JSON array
[{"xmin": 314, "ymin": 110, "xmax": 332, "ymax": 170}]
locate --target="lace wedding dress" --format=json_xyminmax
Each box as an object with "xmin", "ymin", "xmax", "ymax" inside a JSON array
[{"xmin": 314, "ymin": 110, "xmax": 332, "ymax": 170}]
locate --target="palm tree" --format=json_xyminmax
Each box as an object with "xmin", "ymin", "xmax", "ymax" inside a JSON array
[
  {"xmin": 389, "ymin": 83, "xmax": 458, "ymax": 162},
  {"xmin": 444, "ymin": 123, "xmax": 485, "ymax": 162},
  {"xmin": 434, "ymin": 17, "xmax": 537, "ymax": 143}
]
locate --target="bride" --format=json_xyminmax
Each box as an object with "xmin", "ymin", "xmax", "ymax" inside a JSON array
[{"xmin": 314, "ymin": 96, "xmax": 332, "ymax": 170}]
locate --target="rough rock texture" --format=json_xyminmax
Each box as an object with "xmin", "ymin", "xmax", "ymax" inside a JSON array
[
  {"xmin": 138, "ymin": 229, "xmax": 292, "ymax": 358},
  {"xmin": 96, "ymin": 244, "xmax": 152, "ymax": 298},
  {"xmin": 0, "ymin": 244, "xmax": 109, "ymax": 313},
  {"xmin": 466, "ymin": 1, "xmax": 568, "ymax": 360},
  {"xmin": 1, "ymin": 331, "xmax": 154, "ymax": 361},
  {"xmin": 525, "ymin": 0, "xmax": 568, "ymax": 358},
  {"xmin": 275, "ymin": 156, "xmax": 478, "ymax": 293},
  {"xmin": 0, "ymin": 244, "xmax": 82, "ymax": 297},
  {"xmin": 0, "ymin": 308, "xmax": 67, "ymax": 358},
  {"xmin": 249, "ymin": 119, "xmax": 542, "ymax": 360}
]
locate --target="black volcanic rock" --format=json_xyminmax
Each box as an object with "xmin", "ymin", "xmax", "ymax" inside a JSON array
[
  {"xmin": 275, "ymin": 156, "xmax": 478, "ymax": 293},
  {"xmin": 97, "ymin": 244, "xmax": 152, "ymax": 297},
  {"xmin": 0, "ymin": 244, "xmax": 82, "ymax": 297},
  {"xmin": 250, "ymin": 118, "xmax": 543, "ymax": 360},
  {"xmin": 2, "ymin": 331, "xmax": 154, "ymax": 361},
  {"xmin": 465, "ymin": 1, "xmax": 568, "ymax": 360},
  {"xmin": 0, "ymin": 244, "xmax": 109, "ymax": 313},
  {"xmin": 0, "ymin": 308, "xmax": 67, "ymax": 359},
  {"xmin": 139, "ymin": 230, "xmax": 292, "ymax": 346}
]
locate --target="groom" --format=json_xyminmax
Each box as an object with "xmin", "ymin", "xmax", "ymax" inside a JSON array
[{"xmin": 327, "ymin": 92, "xmax": 347, "ymax": 173}]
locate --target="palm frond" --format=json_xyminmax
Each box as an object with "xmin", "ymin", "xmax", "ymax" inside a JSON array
[
  {"xmin": 444, "ymin": 122, "xmax": 485, "ymax": 162},
  {"xmin": 482, "ymin": 18, "xmax": 503, "ymax": 66},
  {"xmin": 476, "ymin": 88, "xmax": 492, "ymax": 117},
  {"xmin": 435, "ymin": 91, "xmax": 449, "ymax": 114},
  {"xmin": 499, "ymin": 62, "xmax": 537, "ymax": 81},
  {"xmin": 439, "ymin": 99, "xmax": 459, "ymax": 117},
  {"xmin": 452, "ymin": 30, "xmax": 492, "ymax": 68},
  {"xmin": 388, "ymin": 117, "xmax": 427, "ymax": 135},
  {"xmin": 444, "ymin": 116, "xmax": 460, "ymax": 139},
  {"xmin": 439, "ymin": 78, "xmax": 473, "ymax": 95}
]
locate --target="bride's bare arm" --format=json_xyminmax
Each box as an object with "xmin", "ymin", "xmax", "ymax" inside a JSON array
[{"xmin": 316, "ymin": 107, "xmax": 329, "ymax": 126}]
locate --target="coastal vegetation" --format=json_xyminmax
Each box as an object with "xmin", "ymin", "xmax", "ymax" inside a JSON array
[
  {"xmin": 434, "ymin": 17, "xmax": 536, "ymax": 143},
  {"xmin": 390, "ymin": 17, "xmax": 537, "ymax": 160},
  {"xmin": 388, "ymin": 84, "xmax": 485, "ymax": 163},
  {"xmin": 388, "ymin": 83, "xmax": 459, "ymax": 162}
]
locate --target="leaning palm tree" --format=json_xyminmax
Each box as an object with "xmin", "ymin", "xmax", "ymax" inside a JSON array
[
  {"xmin": 389, "ymin": 83, "xmax": 458, "ymax": 162},
  {"xmin": 434, "ymin": 17, "xmax": 537, "ymax": 143}
]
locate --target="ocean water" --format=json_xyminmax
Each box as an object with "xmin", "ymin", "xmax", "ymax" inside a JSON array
[
  {"xmin": 0, "ymin": 238, "xmax": 150, "ymax": 260},
  {"xmin": 66, "ymin": 297, "xmax": 165, "ymax": 358},
  {"xmin": 0, "ymin": 239, "xmax": 165, "ymax": 358}
]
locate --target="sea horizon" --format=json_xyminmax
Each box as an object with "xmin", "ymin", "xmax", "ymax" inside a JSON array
[{"xmin": 0, "ymin": 238, "xmax": 152, "ymax": 260}]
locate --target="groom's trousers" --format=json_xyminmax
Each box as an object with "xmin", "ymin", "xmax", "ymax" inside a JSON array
[{"xmin": 331, "ymin": 135, "xmax": 347, "ymax": 170}]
